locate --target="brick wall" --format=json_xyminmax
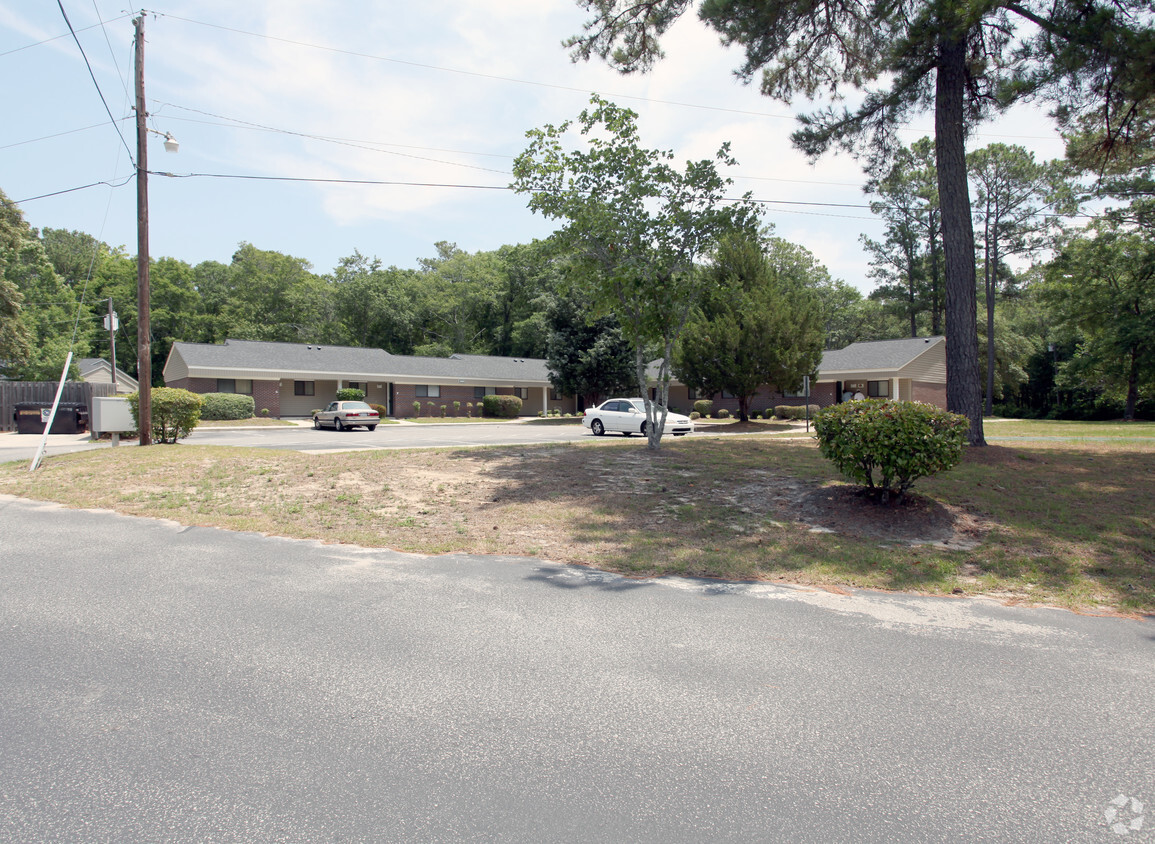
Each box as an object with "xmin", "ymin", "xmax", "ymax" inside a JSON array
[
  {"xmin": 911, "ymin": 380, "xmax": 947, "ymax": 410},
  {"xmin": 167, "ymin": 377, "xmax": 281, "ymax": 418}
]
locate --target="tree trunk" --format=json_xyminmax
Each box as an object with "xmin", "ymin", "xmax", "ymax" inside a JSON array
[
  {"xmin": 985, "ymin": 216, "xmax": 997, "ymax": 416},
  {"xmin": 935, "ymin": 34, "xmax": 986, "ymax": 446},
  {"xmin": 1125, "ymin": 346, "xmax": 1138, "ymax": 421}
]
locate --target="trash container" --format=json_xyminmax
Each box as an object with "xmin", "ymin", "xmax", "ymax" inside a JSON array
[{"xmin": 13, "ymin": 402, "xmax": 88, "ymax": 434}]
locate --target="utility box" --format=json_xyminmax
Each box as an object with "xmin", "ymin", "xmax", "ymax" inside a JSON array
[
  {"xmin": 13, "ymin": 402, "xmax": 88, "ymax": 435},
  {"xmin": 91, "ymin": 397, "xmax": 136, "ymax": 434}
]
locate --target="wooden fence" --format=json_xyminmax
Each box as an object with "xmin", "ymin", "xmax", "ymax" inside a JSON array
[{"xmin": 0, "ymin": 382, "xmax": 119, "ymax": 432}]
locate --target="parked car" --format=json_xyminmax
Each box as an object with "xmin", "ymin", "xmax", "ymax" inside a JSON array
[
  {"xmin": 313, "ymin": 401, "xmax": 380, "ymax": 431},
  {"xmin": 582, "ymin": 398, "xmax": 694, "ymax": 437}
]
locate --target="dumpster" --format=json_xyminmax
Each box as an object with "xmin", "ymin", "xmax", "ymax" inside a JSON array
[{"xmin": 13, "ymin": 402, "xmax": 89, "ymax": 435}]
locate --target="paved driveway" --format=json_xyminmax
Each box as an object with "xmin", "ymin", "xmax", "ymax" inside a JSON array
[{"xmin": 1, "ymin": 496, "xmax": 1151, "ymax": 842}]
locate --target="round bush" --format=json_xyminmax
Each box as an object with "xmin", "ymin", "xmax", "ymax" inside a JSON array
[
  {"xmin": 717, "ymin": 408, "xmax": 731, "ymax": 419},
  {"xmin": 482, "ymin": 394, "xmax": 522, "ymax": 418},
  {"xmin": 126, "ymin": 387, "xmax": 203, "ymax": 444},
  {"xmin": 693, "ymin": 399, "xmax": 713, "ymax": 417},
  {"xmin": 336, "ymin": 388, "xmax": 365, "ymax": 401},
  {"xmin": 200, "ymin": 392, "xmax": 255, "ymax": 421},
  {"xmin": 813, "ymin": 400, "xmax": 968, "ymax": 502}
]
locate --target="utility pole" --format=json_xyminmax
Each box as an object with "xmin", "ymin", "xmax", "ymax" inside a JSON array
[{"xmin": 134, "ymin": 13, "xmax": 152, "ymax": 445}]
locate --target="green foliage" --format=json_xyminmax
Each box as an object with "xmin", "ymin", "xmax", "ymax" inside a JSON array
[
  {"xmin": 453, "ymin": 401, "xmax": 461, "ymax": 415},
  {"xmin": 774, "ymin": 404, "xmax": 820, "ymax": 420},
  {"xmin": 413, "ymin": 400, "xmax": 421, "ymax": 417},
  {"xmin": 335, "ymin": 387, "xmax": 365, "ymax": 401},
  {"xmin": 126, "ymin": 388, "xmax": 203, "ymax": 444},
  {"xmin": 483, "ymin": 394, "xmax": 522, "ymax": 418},
  {"xmin": 544, "ymin": 286, "xmax": 635, "ymax": 405},
  {"xmin": 513, "ymin": 95, "xmax": 759, "ymax": 449},
  {"xmin": 717, "ymin": 408, "xmax": 731, "ymax": 419},
  {"xmin": 200, "ymin": 392, "xmax": 254, "ymax": 421},
  {"xmin": 693, "ymin": 399, "xmax": 713, "ymax": 416},
  {"xmin": 370, "ymin": 403, "xmax": 387, "ymax": 418},
  {"xmin": 676, "ymin": 233, "xmax": 824, "ymax": 421},
  {"xmin": 814, "ymin": 400, "xmax": 968, "ymax": 501}
]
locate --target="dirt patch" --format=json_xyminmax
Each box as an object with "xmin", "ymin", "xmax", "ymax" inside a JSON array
[{"xmin": 794, "ymin": 485, "xmax": 986, "ymax": 549}]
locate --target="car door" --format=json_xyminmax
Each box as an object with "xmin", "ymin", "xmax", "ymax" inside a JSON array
[{"xmin": 323, "ymin": 402, "xmax": 339, "ymax": 426}]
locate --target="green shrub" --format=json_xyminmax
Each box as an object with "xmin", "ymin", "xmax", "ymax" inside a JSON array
[
  {"xmin": 693, "ymin": 399, "xmax": 713, "ymax": 416},
  {"xmin": 336, "ymin": 387, "xmax": 365, "ymax": 401},
  {"xmin": 126, "ymin": 388, "xmax": 203, "ymax": 444},
  {"xmin": 465, "ymin": 402, "xmax": 473, "ymax": 417},
  {"xmin": 813, "ymin": 400, "xmax": 968, "ymax": 502},
  {"xmin": 413, "ymin": 401, "xmax": 421, "ymax": 417},
  {"xmin": 717, "ymin": 408, "xmax": 731, "ymax": 419},
  {"xmin": 774, "ymin": 404, "xmax": 820, "ymax": 420},
  {"xmin": 482, "ymin": 394, "xmax": 523, "ymax": 418},
  {"xmin": 199, "ymin": 392, "xmax": 255, "ymax": 421},
  {"xmin": 370, "ymin": 403, "xmax": 387, "ymax": 418},
  {"xmin": 260, "ymin": 407, "xmax": 270, "ymax": 417},
  {"xmin": 690, "ymin": 411, "xmax": 700, "ymax": 420},
  {"xmin": 440, "ymin": 404, "xmax": 447, "ymax": 417},
  {"xmin": 762, "ymin": 408, "xmax": 774, "ymax": 420},
  {"xmin": 453, "ymin": 401, "xmax": 461, "ymax": 416}
]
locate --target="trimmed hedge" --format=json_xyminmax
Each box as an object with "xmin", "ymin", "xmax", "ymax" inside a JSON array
[
  {"xmin": 200, "ymin": 392, "xmax": 255, "ymax": 421},
  {"xmin": 813, "ymin": 399, "xmax": 968, "ymax": 502},
  {"xmin": 370, "ymin": 403, "xmax": 387, "ymax": 418},
  {"xmin": 693, "ymin": 399, "xmax": 713, "ymax": 416},
  {"xmin": 482, "ymin": 394, "xmax": 522, "ymax": 418},
  {"xmin": 336, "ymin": 387, "xmax": 365, "ymax": 401},
  {"xmin": 126, "ymin": 387, "xmax": 203, "ymax": 444},
  {"xmin": 774, "ymin": 404, "xmax": 821, "ymax": 420}
]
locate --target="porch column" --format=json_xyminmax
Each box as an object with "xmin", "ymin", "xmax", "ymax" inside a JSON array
[
  {"xmin": 542, "ymin": 386, "xmax": 549, "ymax": 415},
  {"xmin": 892, "ymin": 377, "xmax": 900, "ymax": 402}
]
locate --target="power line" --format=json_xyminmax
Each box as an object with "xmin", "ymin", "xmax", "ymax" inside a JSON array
[
  {"xmin": 0, "ymin": 13, "xmax": 132, "ymax": 58},
  {"xmin": 15, "ymin": 174, "xmax": 134, "ymax": 203},
  {"xmin": 54, "ymin": 0, "xmax": 134, "ymax": 163}
]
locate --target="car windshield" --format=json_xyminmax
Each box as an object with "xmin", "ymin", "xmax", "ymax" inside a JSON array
[
  {"xmin": 628, "ymin": 400, "xmax": 645, "ymax": 412},
  {"xmin": 343, "ymin": 402, "xmax": 371, "ymax": 410}
]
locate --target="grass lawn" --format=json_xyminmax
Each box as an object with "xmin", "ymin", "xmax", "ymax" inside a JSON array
[
  {"xmin": 1, "ymin": 425, "xmax": 1151, "ymax": 615},
  {"xmin": 985, "ymin": 418, "xmax": 1155, "ymax": 438}
]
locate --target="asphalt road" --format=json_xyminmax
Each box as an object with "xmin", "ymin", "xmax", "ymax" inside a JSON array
[
  {"xmin": 1, "ymin": 495, "xmax": 1151, "ymax": 842},
  {"xmin": 0, "ymin": 420, "xmax": 601, "ymax": 464}
]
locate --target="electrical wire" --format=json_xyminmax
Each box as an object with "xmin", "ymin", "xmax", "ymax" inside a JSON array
[
  {"xmin": 15, "ymin": 175, "xmax": 134, "ymax": 203},
  {"xmin": 0, "ymin": 13, "xmax": 132, "ymax": 58},
  {"xmin": 54, "ymin": 0, "xmax": 134, "ymax": 163}
]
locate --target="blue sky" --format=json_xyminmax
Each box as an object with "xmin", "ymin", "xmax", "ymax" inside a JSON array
[{"xmin": 2, "ymin": 1, "xmax": 1069, "ymax": 291}]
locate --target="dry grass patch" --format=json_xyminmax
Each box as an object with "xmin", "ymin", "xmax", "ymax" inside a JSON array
[{"xmin": 1, "ymin": 436, "xmax": 1152, "ymax": 614}]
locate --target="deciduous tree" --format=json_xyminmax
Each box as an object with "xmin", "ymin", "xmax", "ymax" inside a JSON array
[{"xmin": 512, "ymin": 95, "xmax": 758, "ymax": 448}]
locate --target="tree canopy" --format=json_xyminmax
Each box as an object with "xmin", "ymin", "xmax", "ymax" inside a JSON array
[{"xmin": 512, "ymin": 95, "xmax": 759, "ymax": 448}]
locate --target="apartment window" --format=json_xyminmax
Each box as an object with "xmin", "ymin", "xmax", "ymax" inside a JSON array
[
  {"xmin": 515, "ymin": 387, "xmax": 529, "ymax": 400},
  {"xmin": 416, "ymin": 385, "xmax": 440, "ymax": 398},
  {"xmin": 217, "ymin": 379, "xmax": 235, "ymax": 393},
  {"xmin": 294, "ymin": 381, "xmax": 315, "ymax": 396},
  {"xmin": 783, "ymin": 388, "xmax": 806, "ymax": 398},
  {"xmin": 346, "ymin": 381, "xmax": 366, "ymax": 393},
  {"xmin": 686, "ymin": 388, "xmax": 697, "ymax": 401},
  {"xmin": 868, "ymin": 380, "xmax": 890, "ymax": 398},
  {"xmin": 550, "ymin": 387, "xmax": 561, "ymax": 401},
  {"xmin": 474, "ymin": 386, "xmax": 495, "ymax": 399}
]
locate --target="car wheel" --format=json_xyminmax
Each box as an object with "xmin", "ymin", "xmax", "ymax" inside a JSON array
[
  {"xmin": 367, "ymin": 425, "xmax": 377, "ymax": 432},
  {"xmin": 313, "ymin": 417, "xmax": 321, "ymax": 429},
  {"xmin": 591, "ymin": 419, "xmax": 605, "ymax": 436},
  {"xmin": 674, "ymin": 432, "xmax": 686, "ymax": 436},
  {"xmin": 639, "ymin": 421, "xmax": 647, "ymax": 436},
  {"xmin": 335, "ymin": 418, "xmax": 344, "ymax": 431}
]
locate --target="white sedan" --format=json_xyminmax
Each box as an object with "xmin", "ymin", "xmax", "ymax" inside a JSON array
[
  {"xmin": 582, "ymin": 398, "xmax": 694, "ymax": 437},
  {"xmin": 313, "ymin": 400, "xmax": 380, "ymax": 431}
]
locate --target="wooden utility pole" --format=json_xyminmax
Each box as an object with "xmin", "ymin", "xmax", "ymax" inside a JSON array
[{"xmin": 134, "ymin": 14, "xmax": 151, "ymax": 445}]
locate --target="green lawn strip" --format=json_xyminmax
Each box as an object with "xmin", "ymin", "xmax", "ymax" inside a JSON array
[
  {"xmin": 1, "ymin": 437, "xmax": 1151, "ymax": 613},
  {"xmin": 984, "ymin": 419, "xmax": 1155, "ymax": 438}
]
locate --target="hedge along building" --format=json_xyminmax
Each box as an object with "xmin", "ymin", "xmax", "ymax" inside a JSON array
[
  {"xmin": 660, "ymin": 336, "xmax": 947, "ymax": 415},
  {"xmin": 162, "ymin": 339, "xmax": 573, "ymax": 418}
]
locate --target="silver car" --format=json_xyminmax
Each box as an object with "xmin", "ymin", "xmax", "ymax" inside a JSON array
[
  {"xmin": 313, "ymin": 401, "xmax": 380, "ymax": 431},
  {"xmin": 582, "ymin": 398, "xmax": 694, "ymax": 437}
]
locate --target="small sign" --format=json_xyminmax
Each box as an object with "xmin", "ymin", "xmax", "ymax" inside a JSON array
[{"xmin": 40, "ymin": 408, "xmax": 52, "ymax": 423}]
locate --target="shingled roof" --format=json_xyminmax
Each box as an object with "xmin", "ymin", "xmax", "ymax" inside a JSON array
[
  {"xmin": 818, "ymin": 336, "xmax": 945, "ymax": 376},
  {"xmin": 166, "ymin": 339, "xmax": 552, "ymax": 386}
]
